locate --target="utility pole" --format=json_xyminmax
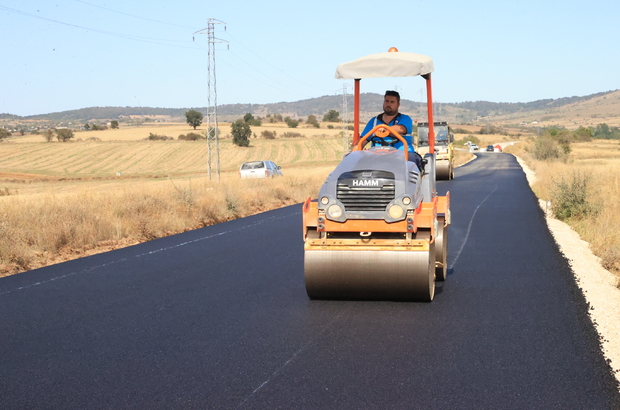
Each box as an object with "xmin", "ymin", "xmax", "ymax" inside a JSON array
[
  {"xmin": 194, "ymin": 19, "xmax": 227, "ymax": 180},
  {"xmin": 342, "ymin": 84, "xmax": 349, "ymax": 155}
]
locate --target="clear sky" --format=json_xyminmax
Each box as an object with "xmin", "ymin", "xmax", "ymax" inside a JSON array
[{"xmin": 1, "ymin": 0, "xmax": 618, "ymax": 117}]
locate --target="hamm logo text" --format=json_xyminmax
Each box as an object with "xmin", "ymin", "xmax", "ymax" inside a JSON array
[{"xmin": 352, "ymin": 179, "xmax": 379, "ymax": 187}]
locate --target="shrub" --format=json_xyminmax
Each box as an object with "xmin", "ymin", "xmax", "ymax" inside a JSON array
[
  {"xmin": 0, "ymin": 129, "xmax": 11, "ymax": 140},
  {"xmin": 231, "ymin": 119, "xmax": 251, "ymax": 147},
  {"xmin": 284, "ymin": 117, "xmax": 299, "ymax": 128},
  {"xmin": 261, "ymin": 130, "xmax": 277, "ymax": 139},
  {"xmin": 550, "ymin": 172, "xmax": 597, "ymax": 221},
  {"xmin": 56, "ymin": 128, "xmax": 74, "ymax": 142},
  {"xmin": 532, "ymin": 137, "xmax": 566, "ymax": 161},
  {"xmin": 455, "ymin": 135, "xmax": 479, "ymax": 145},
  {"xmin": 178, "ymin": 132, "xmax": 204, "ymax": 141},
  {"xmin": 147, "ymin": 133, "xmax": 173, "ymax": 141},
  {"xmin": 110, "ymin": 120, "xmax": 119, "ymax": 129},
  {"xmin": 281, "ymin": 132, "xmax": 304, "ymax": 138},
  {"xmin": 306, "ymin": 115, "xmax": 320, "ymax": 128}
]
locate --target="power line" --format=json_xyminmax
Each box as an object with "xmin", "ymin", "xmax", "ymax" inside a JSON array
[
  {"xmin": 75, "ymin": 0, "xmax": 198, "ymax": 30},
  {"xmin": 0, "ymin": 5, "xmax": 197, "ymax": 49},
  {"xmin": 223, "ymin": 31, "xmax": 334, "ymax": 94}
]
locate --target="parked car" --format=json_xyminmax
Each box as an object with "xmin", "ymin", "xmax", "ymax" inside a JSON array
[
  {"xmin": 239, "ymin": 161, "xmax": 283, "ymax": 179},
  {"xmin": 470, "ymin": 144, "xmax": 479, "ymax": 152},
  {"xmin": 486, "ymin": 145, "xmax": 494, "ymax": 152}
]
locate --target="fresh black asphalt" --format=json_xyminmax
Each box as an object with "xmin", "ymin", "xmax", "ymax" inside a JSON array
[{"xmin": 1, "ymin": 153, "xmax": 619, "ymax": 409}]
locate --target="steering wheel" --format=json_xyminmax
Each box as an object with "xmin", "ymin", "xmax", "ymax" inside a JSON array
[{"xmin": 370, "ymin": 136, "xmax": 397, "ymax": 147}]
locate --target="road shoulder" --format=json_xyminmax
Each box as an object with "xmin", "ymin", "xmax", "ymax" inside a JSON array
[{"xmin": 515, "ymin": 155, "xmax": 620, "ymax": 387}]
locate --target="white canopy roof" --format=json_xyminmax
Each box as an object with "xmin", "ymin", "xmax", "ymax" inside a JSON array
[{"xmin": 335, "ymin": 51, "xmax": 434, "ymax": 79}]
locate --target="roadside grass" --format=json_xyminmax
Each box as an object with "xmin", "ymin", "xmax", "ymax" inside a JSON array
[
  {"xmin": 505, "ymin": 139, "xmax": 620, "ymax": 278},
  {"xmin": 0, "ymin": 167, "xmax": 333, "ymax": 277}
]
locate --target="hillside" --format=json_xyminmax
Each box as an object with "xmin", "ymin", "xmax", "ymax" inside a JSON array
[{"xmin": 2, "ymin": 90, "xmax": 619, "ymax": 130}]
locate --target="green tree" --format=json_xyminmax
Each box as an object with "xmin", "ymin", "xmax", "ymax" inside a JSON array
[
  {"xmin": 323, "ymin": 109, "xmax": 340, "ymax": 122},
  {"xmin": 56, "ymin": 128, "xmax": 74, "ymax": 142},
  {"xmin": 306, "ymin": 114, "xmax": 320, "ymax": 128},
  {"xmin": 84, "ymin": 123, "xmax": 90, "ymax": 130},
  {"xmin": 44, "ymin": 129, "xmax": 54, "ymax": 142},
  {"xmin": 0, "ymin": 128, "xmax": 11, "ymax": 140},
  {"xmin": 185, "ymin": 109, "xmax": 203, "ymax": 130},
  {"xmin": 284, "ymin": 116, "xmax": 299, "ymax": 128},
  {"xmin": 110, "ymin": 120, "xmax": 119, "ymax": 129},
  {"xmin": 573, "ymin": 126, "xmax": 593, "ymax": 141},
  {"xmin": 231, "ymin": 119, "xmax": 251, "ymax": 147},
  {"xmin": 243, "ymin": 113, "xmax": 262, "ymax": 126}
]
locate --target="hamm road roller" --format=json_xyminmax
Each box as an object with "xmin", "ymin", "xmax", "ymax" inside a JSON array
[
  {"xmin": 303, "ymin": 48, "xmax": 450, "ymax": 301},
  {"xmin": 417, "ymin": 121, "xmax": 455, "ymax": 180}
]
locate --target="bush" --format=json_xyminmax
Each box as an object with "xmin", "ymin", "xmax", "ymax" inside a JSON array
[
  {"xmin": 551, "ymin": 172, "xmax": 597, "ymax": 221},
  {"xmin": 91, "ymin": 124, "xmax": 108, "ymax": 131},
  {"xmin": 147, "ymin": 133, "xmax": 173, "ymax": 141},
  {"xmin": 455, "ymin": 135, "xmax": 479, "ymax": 145},
  {"xmin": 178, "ymin": 132, "xmax": 204, "ymax": 141},
  {"xmin": 281, "ymin": 132, "xmax": 304, "ymax": 138},
  {"xmin": 531, "ymin": 137, "xmax": 567, "ymax": 161},
  {"xmin": 306, "ymin": 115, "xmax": 320, "ymax": 128},
  {"xmin": 56, "ymin": 128, "xmax": 74, "ymax": 142},
  {"xmin": 261, "ymin": 130, "xmax": 277, "ymax": 139},
  {"xmin": 453, "ymin": 127, "xmax": 470, "ymax": 134},
  {"xmin": 0, "ymin": 129, "xmax": 11, "ymax": 140},
  {"xmin": 231, "ymin": 119, "xmax": 251, "ymax": 147},
  {"xmin": 284, "ymin": 117, "xmax": 299, "ymax": 128}
]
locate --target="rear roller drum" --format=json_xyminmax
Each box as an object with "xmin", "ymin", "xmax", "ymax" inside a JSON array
[
  {"xmin": 435, "ymin": 216, "xmax": 448, "ymax": 281},
  {"xmin": 436, "ymin": 161, "xmax": 451, "ymax": 180}
]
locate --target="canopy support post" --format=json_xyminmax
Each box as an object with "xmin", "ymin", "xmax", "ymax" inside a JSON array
[
  {"xmin": 423, "ymin": 74, "xmax": 435, "ymax": 154},
  {"xmin": 353, "ymin": 79, "xmax": 361, "ymax": 146}
]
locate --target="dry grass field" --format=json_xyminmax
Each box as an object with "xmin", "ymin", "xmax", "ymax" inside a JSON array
[{"xmin": 505, "ymin": 139, "xmax": 620, "ymax": 278}]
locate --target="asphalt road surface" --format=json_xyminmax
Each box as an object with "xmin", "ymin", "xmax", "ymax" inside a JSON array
[{"xmin": 2, "ymin": 153, "xmax": 619, "ymax": 409}]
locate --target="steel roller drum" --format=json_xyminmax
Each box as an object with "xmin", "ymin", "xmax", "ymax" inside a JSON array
[
  {"xmin": 436, "ymin": 161, "xmax": 451, "ymax": 180},
  {"xmin": 305, "ymin": 247, "xmax": 435, "ymax": 301}
]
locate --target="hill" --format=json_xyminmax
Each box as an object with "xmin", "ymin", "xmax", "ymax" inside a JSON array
[{"xmin": 2, "ymin": 90, "xmax": 620, "ymax": 130}]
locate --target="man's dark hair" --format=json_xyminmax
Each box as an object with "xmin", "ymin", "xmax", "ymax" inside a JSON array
[{"xmin": 385, "ymin": 90, "xmax": 400, "ymax": 102}]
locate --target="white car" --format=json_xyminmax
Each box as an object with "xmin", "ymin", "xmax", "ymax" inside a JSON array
[
  {"xmin": 239, "ymin": 161, "xmax": 283, "ymax": 179},
  {"xmin": 470, "ymin": 144, "xmax": 479, "ymax": 152}
]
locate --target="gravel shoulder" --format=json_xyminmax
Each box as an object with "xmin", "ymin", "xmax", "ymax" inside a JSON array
[{"xmin": 515, "ymin": 155, "xmax": 620, "ymax": 387}]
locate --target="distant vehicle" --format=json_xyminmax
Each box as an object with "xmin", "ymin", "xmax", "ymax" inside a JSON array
[
  {"xmin": 470, "ymin": 144, "xmax": 479, "ymax": 152},
  {"xmin": 494, "ymin": 145, "xmax": 503, "ymax": 152},
  {"xmin": 239, "ymin": 161, "xmax": 283, "ymax": 179},
  {"xmin": 486, "ymin": 145, "xmax": 494, "ymax": 152}
]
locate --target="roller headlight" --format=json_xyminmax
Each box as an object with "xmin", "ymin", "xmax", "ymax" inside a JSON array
[
  {"xmin": 388, "ymin": 204, "xmax": 404, "ymax": 219},
  {"xmin": 402, "ymin": 197, "xmax": 411, "ymax": 205},
  {"xmin": 328, "ymin": 204, "xmax": 343, "ymax": 219},
  {"xmin": 320, "ymin": 196, "xmax": 329, "ymax": 205}
]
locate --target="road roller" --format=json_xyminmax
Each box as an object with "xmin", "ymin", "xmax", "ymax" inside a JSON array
[
  {"xmin": 416, "ymin": 121, "xmax": 455, "ymax": 180},
  {"xmin": 303, "ymin": 48, "xmax": 450, "ymax": 301}
]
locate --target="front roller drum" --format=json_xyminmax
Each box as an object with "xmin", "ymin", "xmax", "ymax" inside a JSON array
[
  {"xmin": 305, "ymin": 248, "xmax": 435, "ymax": 302},
  {"xmin": 436, "ymin": 160, "xmax": 452, "ymax": 180}
]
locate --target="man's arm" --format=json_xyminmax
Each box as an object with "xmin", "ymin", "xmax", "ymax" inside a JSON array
[{"xmin": 397, "ymin": 114, "xmax": 413, "ymax": 136}]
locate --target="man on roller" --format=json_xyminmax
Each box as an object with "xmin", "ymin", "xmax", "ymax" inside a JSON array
[{"xmin": 361, "ymin": 90, "xmax": 423, "ymax": 168}]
